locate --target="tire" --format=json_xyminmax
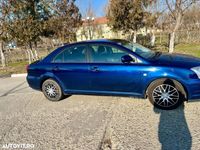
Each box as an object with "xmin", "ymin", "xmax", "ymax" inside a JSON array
[
  {"xmin": 147, "ymin": 78, "xmax": 186, "ymax": 110},
  {"xmin": 42, "ymin": 79, "xmax": 64, "ymax": 101}
]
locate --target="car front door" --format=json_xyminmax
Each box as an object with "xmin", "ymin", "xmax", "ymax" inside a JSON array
[
  {"xmin": 52, "ymin": 44, "xmax": 91, "ymax": 92},
  {"xmin": 88, "ymin": 43, "xmax": 144, "ymax": 96}
]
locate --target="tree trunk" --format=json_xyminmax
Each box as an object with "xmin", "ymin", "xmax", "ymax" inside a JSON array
[
  {"xmin": 186, "ymin": 30, "xmax": 190, "ymax": 43},
  {"xmin": 34, "ymin": 41, "xmax": 39, "ymax": 60},
  {"xmin": 89, "ymin": 26, "xmax": 92, "ymax": 40},
  {"xmin": 29, "ymin": 42, "xmax": 35, "ymax": 61},
  {"xmin": 0, "ymin": 41, "xmax": 6, "ymax": 68},
  {"xmin": 26, "ymin": 49, "xmax": 31, "ymax": 64},
  {"xmin": 150, "ymin": 31, "xmax": 156, "ymax": 47},
  {"xmin": 169, "ymin": 32, "xmax": 175, "ymax": 53},
  {"xmin": 50, "ymin": 39, "xmax": 54, "ymax": 48},
  {"xmin": 34, "ymin": 50, "xmax": 38, "ymax": 60},
  {"xmin": 29, "ymin": 49, "xmax": 35, "ymax": 61},
  {"xmin": 132, "ymin": 31, "xmax": 137, "ymax": 43},
  {"xmin": 168, "ymin": 11, "xmax": 182, "ymax": 53},
  {"xmin": 159, "ymin": 32, "xmax": 162, "ymax": 44}
]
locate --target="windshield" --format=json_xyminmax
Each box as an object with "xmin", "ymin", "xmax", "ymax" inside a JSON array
[{"xmin": 111, "ymin": 39, "xmax": 156, "ymax": 59}]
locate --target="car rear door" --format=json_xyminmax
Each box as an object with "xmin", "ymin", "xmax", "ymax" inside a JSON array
[
  {"xmin": 87, "ymin": 43, "xmax": 144, "ymax": 95},
  {"xmin": 52, "ymin": 44, "xmax": 91, "ymax": 92}
]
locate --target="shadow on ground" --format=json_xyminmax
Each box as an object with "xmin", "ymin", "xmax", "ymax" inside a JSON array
[
  {"xmin": 0, "ymin": 81, "xmax": 26, "ymax": 97},
  {"xmin": 154, "ymin": 105, "xmax": 192, "ymax": 150}
]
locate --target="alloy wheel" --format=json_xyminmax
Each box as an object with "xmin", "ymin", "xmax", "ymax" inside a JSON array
[
  {"xmin": 44, "ymin": 83, "xmax": 59, "ymax": 99},
  {"xmin": 152, "ymin": 84, "xmax": 179, "ymax": 108}
]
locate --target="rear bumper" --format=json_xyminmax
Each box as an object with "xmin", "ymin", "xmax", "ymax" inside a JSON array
[
  {"xmin": 26, "ymin": 75, "xmax": 41, "ymax": 91},
  {"xmin": 186, "ymin": 79, "xmax": 200, "ymax": 101}
]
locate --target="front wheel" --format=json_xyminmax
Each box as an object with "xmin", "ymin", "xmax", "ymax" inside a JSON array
[
  {"xmin": 147, "ymin": 79, "xmax": 186, "ymax": 110},
  {"xmin": 42, "ymin": 79, "xmax": 64, "ymax": 101}
]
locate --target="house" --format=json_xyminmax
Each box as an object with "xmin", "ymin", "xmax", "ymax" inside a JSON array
[
  {"xmin": 76, "ymin": 16, "xmax": 154, "ymax": 41},
  {"xmin": 76, "ymin": 17, "xmax": 126, "ymax": 41}
]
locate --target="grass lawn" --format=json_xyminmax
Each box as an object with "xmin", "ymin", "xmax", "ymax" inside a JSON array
[
  {"xmin": 0, "ymin": 61, "xmax": 28, "ymax": 75},
  {"xmin": 152, "ymin": 43, "xmax": 200, "ymax": 58},
  {"xmin": 175, "ymin": 43, "xmax": 200, "ymax": 57}
]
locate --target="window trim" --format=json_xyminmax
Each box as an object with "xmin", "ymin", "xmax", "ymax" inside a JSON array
[
  {"xmin": 52, "ymin": 44, "xmax": 89, "ymax": 64},
  {"xmin": 87, "ymin": 43, "xmax": 139, "ymax": 64}
]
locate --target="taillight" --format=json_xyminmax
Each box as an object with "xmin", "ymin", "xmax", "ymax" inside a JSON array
[{"xmin": 26, "ymin": 65, "xmax": 29, "ymax": 72}]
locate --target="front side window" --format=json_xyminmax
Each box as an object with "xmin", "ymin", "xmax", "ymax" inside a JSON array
[
  {"xmin": 88, "ymin": 44, "xmax": 135, "ymax": 63},
  {"xmin": 110, "ymin": 39, "xmax": 156, "ymax": 59},
  {"xmin": 53, "ymin": 45, "xmax": 87, "ymax": 63}
]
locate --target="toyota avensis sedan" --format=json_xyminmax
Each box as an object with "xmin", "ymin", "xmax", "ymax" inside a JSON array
[{"xmin": 27, "ymin": 39, "xmax": 200, "ymax": 110}]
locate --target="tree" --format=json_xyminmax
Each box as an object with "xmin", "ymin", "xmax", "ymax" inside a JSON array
[
  {"xmin": 82, "ymin": 1, "xmax": 96, "ymax": 40},
  {"xmin": 0, "ymin": 41, "xmax": 5, "ymax": 68},
  {"xmin": 43, "ymin": 0, "xmax": 82, "ymax": 44},
  {"xmin": 0, "ymin": 0, "xmax": 81, "ymax": 64},
  {"xmin": 107, "ymin": 0, "xmax": 154, "ymax": 43},
  {"xmin": 0, "ymin": 12, "xmax": 6, "ymax": 67},
  {"xmin": 165, "ymin": 0, "xmax": 196, "ymax": 53},
  {"xmin": 180, "ymin": 4, "xmax": 200, "ymax": 43},
  {"xmin": 0, "ymin": 1, "xmax": 13, "ymax": 67},
  {"xmin": 1, "ymin": 0, "xmax": 46, "ymax": 63}
]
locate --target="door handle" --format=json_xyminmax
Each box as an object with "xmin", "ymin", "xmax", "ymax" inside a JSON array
[
  {"xmin": 53, "ymin": 66, "xmax": 59, "ymax": 71},
  {"xmin": 90, "ymin": 66, "xmax": 99, "ymax": 72}
]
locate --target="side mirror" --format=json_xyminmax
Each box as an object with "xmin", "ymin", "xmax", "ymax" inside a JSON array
[{"xmin": 121, "ymin": 55, "xmax": 135, "ymax": 63}]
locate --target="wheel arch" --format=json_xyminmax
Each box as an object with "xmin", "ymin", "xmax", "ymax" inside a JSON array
[
  {"xmin": 39, "ymin": 73, "xmax": 65, "ymax": 92},
  {"xmin": 40, "ymin": 76, "xmax": 50, "ymax": 90},
  {"xmin": 145, "ymin": 77, "xmax": 188, "ymax": 101}
]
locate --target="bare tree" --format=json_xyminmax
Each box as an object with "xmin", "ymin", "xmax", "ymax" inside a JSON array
[
  {"xmin": 144, "ymin": 1, "xmax": 160, "ymax": 46},
  {"xmin": 82, "ymin": 1, "xmax": 96, "ymax": 40},
  {"xmin": 0, "ymin": 1, "xmax": 10, "ymax": 67},
  {"xmin": 166, "ymin": 0, "xmax": 196, "ymax": 53},
  {"xmin": 0, "ymin": 41, "xmax": 5, "ymax": 68},
  {"xmin": 179, "ymin": 4, "xmax": 200, "ymax": 42},
  {"xmin": 0, "ymin": 18, "xmax": 5, "ymax": 67}
]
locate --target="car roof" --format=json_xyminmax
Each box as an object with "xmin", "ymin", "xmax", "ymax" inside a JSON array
[{"xmin": 64, "ymin": 39, "xmax": 128, "ymax": 45}]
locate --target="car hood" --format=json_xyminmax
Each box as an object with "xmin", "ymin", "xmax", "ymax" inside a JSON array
[{"xmin": 150, "ymin": 53, "xmax": 200, "ymax": 68}]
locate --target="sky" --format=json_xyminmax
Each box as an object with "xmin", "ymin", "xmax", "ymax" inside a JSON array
[{"xmin": 75, "ymin": 0, "xmax": 108, "ymax": 17}]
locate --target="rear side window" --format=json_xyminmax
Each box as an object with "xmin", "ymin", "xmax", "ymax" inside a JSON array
[{"xmin": 53, "ymin": 45, "xmax": 87, "ymax": 63}]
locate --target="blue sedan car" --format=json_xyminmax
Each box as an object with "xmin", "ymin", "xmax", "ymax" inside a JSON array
[{"xmin": 27, "ymin": 39, "xmax": 200, "ymax": 110}]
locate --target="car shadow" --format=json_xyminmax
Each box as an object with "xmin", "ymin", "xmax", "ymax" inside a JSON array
[
  {"xmin": 64, "ymin": 95, "xmax": 72, "ymax": 99},
  {"xmin": 154, "ymin": 104, "xmax": 192, "ymax": 150}
]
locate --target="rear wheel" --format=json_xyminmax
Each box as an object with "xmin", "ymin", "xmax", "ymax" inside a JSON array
[
  {"xmin": 42, "ymin": 79, "xmax": 64, "ymax": 101},
  {"xmin": 147, "ymin": 79, "xmax": 186, "ymax": 110}
]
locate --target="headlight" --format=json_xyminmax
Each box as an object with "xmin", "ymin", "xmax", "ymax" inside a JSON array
[{"xmin": 191, "ymin": 66, "xmax": 200, "ymax": 79}]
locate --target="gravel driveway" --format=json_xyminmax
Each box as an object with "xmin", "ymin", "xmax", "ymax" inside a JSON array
[{"xmin": 0, "ymin": 77, "xmax": 200, "ymax": 150}]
